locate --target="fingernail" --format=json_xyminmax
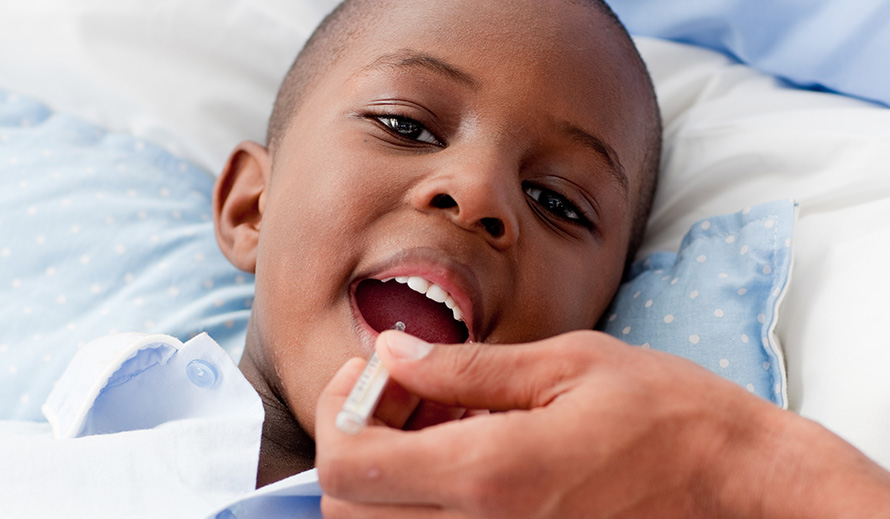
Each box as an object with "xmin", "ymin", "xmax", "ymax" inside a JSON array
[{"xmin": 383, "ymin": 331, "xmax": 433, "ymax": 360}]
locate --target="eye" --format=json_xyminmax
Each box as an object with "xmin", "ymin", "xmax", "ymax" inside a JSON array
[
  {"xmin": 524, "ymin": 185, "xmax": 592, "ymax": 228},
  {"xmin": 376, "ymin": 115, "xmax": 443, "ymax": 146}
]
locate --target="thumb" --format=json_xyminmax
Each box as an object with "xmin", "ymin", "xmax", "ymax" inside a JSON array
[{"xmin": 374, "ymin": 329, "xmax": 604, "ymax": 411}]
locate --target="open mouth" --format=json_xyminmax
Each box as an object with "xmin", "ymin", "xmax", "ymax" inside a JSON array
[{"xmin": 354, "ymin": 276, "xmax": 470, "ymax": 344}]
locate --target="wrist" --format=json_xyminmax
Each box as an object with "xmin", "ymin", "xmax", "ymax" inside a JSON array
[{"xmin": 704, "ymin": 397, "xmax": 890, "ymax": 518}]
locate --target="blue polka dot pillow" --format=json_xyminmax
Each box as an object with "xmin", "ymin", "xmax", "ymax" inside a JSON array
[
  {"xmin": 0, "ymin": 90, "xmax": 254, "ymax": 421},
  {"xmin": 599, "ymin": 199, "xmax": 794, "ymax": 408}
]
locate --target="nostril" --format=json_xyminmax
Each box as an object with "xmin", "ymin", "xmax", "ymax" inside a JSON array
[
  {"xmin": 430, "ymin": 193, "xmax": 457, "ymax": 209},
  {"xmin": 427, "ymin": 193, "xmax": 507, "ymax": 241},
  {"xmin": 480, "ymin": 217, "xmax": 505, "ymax": 238}
]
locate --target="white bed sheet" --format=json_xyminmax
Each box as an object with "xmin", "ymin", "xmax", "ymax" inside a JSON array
[{"xmin": 2, "ymin": 0, "xmax": 890, "ymax": 468}]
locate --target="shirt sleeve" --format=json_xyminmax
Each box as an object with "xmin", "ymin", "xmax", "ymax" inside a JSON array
[{"xmin": 0, "ymin": 332, "xmax": 265, "ymax": 519}]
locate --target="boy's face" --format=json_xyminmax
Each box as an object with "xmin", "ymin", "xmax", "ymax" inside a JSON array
[{"xmin": 219, "ymin": 0, "xmax": 652, "ymax": 434}]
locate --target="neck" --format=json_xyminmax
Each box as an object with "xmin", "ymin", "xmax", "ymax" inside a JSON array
[{"xmin": 239, "ymin": 349, "xmax": 316, "ymax": 488}]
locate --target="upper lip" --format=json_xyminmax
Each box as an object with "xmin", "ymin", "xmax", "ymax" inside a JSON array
[{"xmin": 350, "ymin": 247, "xmax": 484, "ymax": 343}]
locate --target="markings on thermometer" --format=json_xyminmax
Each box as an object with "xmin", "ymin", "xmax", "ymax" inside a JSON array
[{"xmin": 335, "ymin": 321, "xmax": 405, "ymax": 434}]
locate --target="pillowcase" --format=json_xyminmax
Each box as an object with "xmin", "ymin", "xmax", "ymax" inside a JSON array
[
  {"xmin": 599, "ymin": 200, "xmax": 794, "ymax": 408},
  {"xmin": 0, "ymin": 90, "xmax": 254, "ymax": 421},
  {"xmin": 609, "ymin": 0, "xmax": 890, "ymax": 107}
]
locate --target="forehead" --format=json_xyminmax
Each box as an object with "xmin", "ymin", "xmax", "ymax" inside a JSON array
[
  {"xmin": 306, "ymin": 0, "xmax": 650, "ymax": 187},
  {"xmin": 347, "ymin": 0, "xmax": 640, "ymax": 98}
]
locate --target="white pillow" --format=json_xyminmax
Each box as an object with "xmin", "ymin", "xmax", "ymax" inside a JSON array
[
  {"xmin": 2, "ymin": 0, "xmax": 890, "ymax": 469},
  {"xmin": 0, "ymin": 0, "xmax": 340, "ymax": 173}
]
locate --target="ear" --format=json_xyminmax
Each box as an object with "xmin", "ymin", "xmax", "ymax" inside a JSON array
[{"xmin": 213, "ymin": 141, "xmax": 271, "ymax": 273}]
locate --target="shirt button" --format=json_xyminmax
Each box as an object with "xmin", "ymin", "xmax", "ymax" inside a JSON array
[{"xmin": 186, "ymin": 359, "xmax": 218, "ymax": 388}]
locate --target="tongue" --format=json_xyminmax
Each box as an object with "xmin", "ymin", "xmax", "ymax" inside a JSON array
[{"xmin": 355, "ymin": 279, "xmax": 469, "ymax": 344}]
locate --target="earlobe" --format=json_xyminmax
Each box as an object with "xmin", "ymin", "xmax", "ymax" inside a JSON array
[{"xmin": 213, "ymin": 141, "xmax": 271, "ymax": 273}]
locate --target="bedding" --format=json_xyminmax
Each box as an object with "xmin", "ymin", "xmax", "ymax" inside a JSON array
[
  {"xmin": 0, "ymin": 90, "xmax": 792, "ymax": 419},
  {"xmin": 1, "ymin": 0, "xmax": 889, "ymax": 470}
]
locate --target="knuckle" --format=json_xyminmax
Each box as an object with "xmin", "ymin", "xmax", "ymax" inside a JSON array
[
  {"xmin": 450, "ymin": 342, "xmax": 487, "ymax": 382},
  {"xmin": 316, "ymin": 451, "xmax": 352, "ymax": 497},
  {"xmin": 558, "ymin": 330, "xmax": 608, "ymax": 367},
  {"xmin": 561, "ymin": 329, "xmax": 603, "ymax": 355},
  {"xmin": 319, "ymin": 496, "xmax": 350, "ymax": 519},
  {"xmin": 527, "ymin": 331, "xmax": 602, "ymax": 404},
  {"xmin": 442, "ymin": 344, "xmax": 498, "ymax": 405}
]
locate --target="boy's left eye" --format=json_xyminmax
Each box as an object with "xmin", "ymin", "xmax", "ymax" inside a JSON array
[
  {"xmin": 376, "ymin": 115, "xmax": 443, "ymax": 146},
  {"xmin": 524, "ymin": 185, "xmax": 592, "ymax": 228}
]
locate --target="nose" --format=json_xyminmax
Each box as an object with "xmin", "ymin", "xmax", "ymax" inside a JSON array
[{"xmin": 410, "ymin": 156, "xmax": 520, "ymax": 250}]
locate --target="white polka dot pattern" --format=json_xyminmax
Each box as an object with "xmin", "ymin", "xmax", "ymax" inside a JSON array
[
  {"xmin": 599, "ymin": 200, "xmax": 794, "ymax": 408},
  {"xmin": 0, "ymin": 91, "xmax": 253, "ymax": 421}
]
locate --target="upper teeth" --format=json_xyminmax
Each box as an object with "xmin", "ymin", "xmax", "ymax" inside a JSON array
[{"xmin": 386, "ymin": 275, "xmax": 464, "ymax": 322}]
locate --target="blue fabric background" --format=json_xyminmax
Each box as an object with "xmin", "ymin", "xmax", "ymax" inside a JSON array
[{"xmin": 610, "ymin": 0, "xmax": 890, "ymax": 107}]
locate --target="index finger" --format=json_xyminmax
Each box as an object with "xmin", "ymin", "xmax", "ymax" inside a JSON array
[{"xmin": 375, "ymin": 329, "xmax": 609, "ymax": 411}]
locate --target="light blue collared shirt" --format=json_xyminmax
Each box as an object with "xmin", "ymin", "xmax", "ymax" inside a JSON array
[{"xmin": 0, "ymin": 332, "xmax": 322, "ymax": 519}]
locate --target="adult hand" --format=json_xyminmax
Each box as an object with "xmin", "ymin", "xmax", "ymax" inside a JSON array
[{"xmin": 316, "ymin": 330, "xmax": 890, "ymax": 518}]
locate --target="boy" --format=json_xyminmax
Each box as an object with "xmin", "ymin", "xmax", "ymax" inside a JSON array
[
  {"xmin": 213, "ymin": 0, "xmax": 660, "ymax": 488},
  {"xmin": 3, "ymin": 0, "xmax": 661, "ymax": 517}
]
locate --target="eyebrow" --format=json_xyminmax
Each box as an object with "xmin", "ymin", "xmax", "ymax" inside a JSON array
[
  {"xmin": 362, "ymin": 50, "xmax": 480, "ymax": 90},
  {"xmin": 559, "ymin": 121, "xmax": 629, "ymax": 199},
  {"xmin": 361, "ymin": 50, "xmax": 628, "ymax": 198}
]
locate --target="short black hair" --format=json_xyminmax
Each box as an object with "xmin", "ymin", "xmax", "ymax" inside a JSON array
[
  {"xmin": 266, "ymin": 0, "xmax": 661, "ymax": 260},
  {"xmin": 266, "ymin": 0, "xmax": 378, "ymax": 153}
]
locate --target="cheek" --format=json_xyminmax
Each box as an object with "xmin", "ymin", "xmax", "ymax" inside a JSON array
[
  {"xmin": 519, "ymin": 243, "xmax": 624, "ymax": 337},
  {"xmin": 259, "ymin": 138, "xmax": 385, "ymax": 268},
  {"xmin": 247, "ymin": 143, "xmax": 407, "ymax": 429}
]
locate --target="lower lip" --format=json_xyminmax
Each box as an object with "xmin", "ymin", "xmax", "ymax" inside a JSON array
[{"xmin": 350, "ymin": 297, "xmax": 382, "ymax": 357}]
